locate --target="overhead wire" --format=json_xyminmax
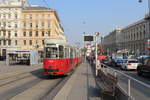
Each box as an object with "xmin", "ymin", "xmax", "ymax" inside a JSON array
[{"xmin": 42, "ymin": 0, "xmax": 50, "ymax": 8}]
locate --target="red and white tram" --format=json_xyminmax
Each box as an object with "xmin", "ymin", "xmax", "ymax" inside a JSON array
[{"xmin": 43, "ymin": 39, "xmax": 82, "ymax": 76}]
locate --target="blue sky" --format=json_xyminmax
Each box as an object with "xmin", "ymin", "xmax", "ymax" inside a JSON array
[{"xmin": 29, "ymin": 0, "xmax": 147, "ymax": 45}]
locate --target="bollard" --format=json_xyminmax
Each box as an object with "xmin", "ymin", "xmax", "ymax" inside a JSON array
[{"xmin": 128, "ymin": 79, "xmax": 131, "ymax": 96}]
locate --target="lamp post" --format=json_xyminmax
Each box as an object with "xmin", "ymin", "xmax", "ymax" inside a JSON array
[
  {"xmin": 139, "ymin": 0, "xmax": 150, "ymax": 19},
  {"xmin": 83, "ymin": 32, "xmax": 86, "ymax": 62},
  {"xmin": 95, "ymin": 32, "xmax": 100, "ymax": 76}
]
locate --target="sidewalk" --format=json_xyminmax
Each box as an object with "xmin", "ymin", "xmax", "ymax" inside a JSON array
[{"xmin": 54, "ymin": 62, "xmax": 101, "ymax": 100}]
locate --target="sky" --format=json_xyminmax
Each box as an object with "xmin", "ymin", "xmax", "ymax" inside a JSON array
[{"xmin": 28, "ymin": 0, "xmax": 147, "ymax": 45}]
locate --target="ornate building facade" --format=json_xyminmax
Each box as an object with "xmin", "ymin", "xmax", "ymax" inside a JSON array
[
  {"xmin": 0, "ymin": 0, "xmax": 66, "ymax": 58},
  {"xmin": 103, "ymin": 18, "xmax": 149, "ymax": 56}
]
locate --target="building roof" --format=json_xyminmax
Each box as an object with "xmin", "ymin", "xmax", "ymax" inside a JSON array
[
  {"xmin": 122, "ymin": 18, "xmax": 146, "ymax": 30},
  {"xmin": 23, "ymin": 5, "xmax": 51, "ymax": 10}
]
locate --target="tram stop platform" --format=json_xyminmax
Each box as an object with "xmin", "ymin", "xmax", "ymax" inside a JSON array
[{"xmin": 54, "ymin": 62, "xmax": 115, "ymax": 100}]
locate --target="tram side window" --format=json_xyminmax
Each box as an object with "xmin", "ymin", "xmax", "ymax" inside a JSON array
[
  {"xmin": 45, "ymin": 47, "xmax": 58, "ymax": 58},
  {"xmin": 59, "ymin": 45, "xmax": 64, "ymax": 58},
  {"xmin": 70, "ymin": 48, "xmax": 73, "ymax": 58},
  {"xmin": 65, "ymin": 48, "xmax": 69, "ymax": 58}
]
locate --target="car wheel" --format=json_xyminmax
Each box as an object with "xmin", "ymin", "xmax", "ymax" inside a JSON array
[
  {"xmin": 125, "ymin": 66, "xmax": 128, "ymax": 71},
  {"xmin": 137, "ymin": 69, "xmax": 143, "ymax": 76}
]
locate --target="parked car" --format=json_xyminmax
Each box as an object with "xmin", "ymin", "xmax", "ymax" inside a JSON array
[
  {"xmin": 111, "ymin": 58, "xmax": 124, "ymax": 67},
  {"xmin": 121, "ymin": 59, "xmax": 140, "ymax": 70},
  {"xmin": 137, "ymin": 57, "xmax": 150, "ymax": 76}
]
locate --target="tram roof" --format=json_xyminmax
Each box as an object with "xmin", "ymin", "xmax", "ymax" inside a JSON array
[{"xmin": 45, "ymin": 39, "xmax": 68, "ymax": 45}]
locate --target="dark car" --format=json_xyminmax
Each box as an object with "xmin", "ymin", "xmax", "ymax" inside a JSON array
[
  {"xmin": 137, "ymin": 57, "xmax": 150, "ymax": 76},
  {"xmin": 111, "ymin": 58, "xmax": 124, "ymax": 67}
]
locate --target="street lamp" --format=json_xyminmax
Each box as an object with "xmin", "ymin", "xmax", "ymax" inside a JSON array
[
  {"xmin": 139, "ymin": 0, "xmax": 150, "ymax": 19},
  {"xmin": 95, "ymin": 32, "xmax": 100, "ymax": 76}
]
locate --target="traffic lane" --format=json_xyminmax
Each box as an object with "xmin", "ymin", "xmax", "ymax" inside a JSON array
[
  {"xmin": 108, "ymin": 65, "xmax": 150, "ymax": 85},
  {"xmin": 117, "ymin": 76, "xmax": 150, "ymax": 100}
]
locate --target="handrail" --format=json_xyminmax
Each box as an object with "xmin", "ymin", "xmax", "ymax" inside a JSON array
[{"xmin": 101, "ymin": 63, "xmax": 150, "ymax": 89}]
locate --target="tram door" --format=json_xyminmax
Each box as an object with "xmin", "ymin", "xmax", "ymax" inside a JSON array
[{"xmin": 70, "ymin": 48, "xmax": 73, "ymax": 69}]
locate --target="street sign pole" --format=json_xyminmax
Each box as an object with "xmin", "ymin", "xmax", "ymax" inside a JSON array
[
  {"xmin": 95, "ymin": 35, "xmax": 98, "ymax": 76},
  {"xmin": 83, "ymin": 32, "xmax": 86, "ymax": 62},
  {"xmin": 95, "ymin": 32, "xmax": 99, "ymax": 76}
]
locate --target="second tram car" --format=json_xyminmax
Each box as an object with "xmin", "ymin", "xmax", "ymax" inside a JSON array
[{"xmin": 43, "ymin": 39, "xmax": 82, "ymax": 76}]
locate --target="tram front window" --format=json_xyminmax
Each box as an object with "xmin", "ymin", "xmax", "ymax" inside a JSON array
[{"xmin": 45, "ymin": 47, "xmax": 58, "ymax": 58}]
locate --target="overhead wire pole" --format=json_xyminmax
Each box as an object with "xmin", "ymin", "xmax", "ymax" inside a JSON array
[
  {"xmin": 95, "ymin": 32, "xmax": 100, "ymax": 76},
  {"xmin": 139, "ymin": 0, "xmax": 150, "ymax": 16}
]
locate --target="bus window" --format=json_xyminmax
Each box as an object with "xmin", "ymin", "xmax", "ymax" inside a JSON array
[
  {"xmin": 59, "ymin": 45, "xmax": 64, "ymax": 58},
  {"xmin": 45, "ymin": 47, "xmax": 58, "ymax": 58}
]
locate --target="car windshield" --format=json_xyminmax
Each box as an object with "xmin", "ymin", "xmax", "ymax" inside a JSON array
[
  {"xmin": 144, "ymin": 59, "xmax": 150, "ymax": 65},
  {"xmin": 128, "ymin": 61, "xmax": 138, "ymax": 63}
]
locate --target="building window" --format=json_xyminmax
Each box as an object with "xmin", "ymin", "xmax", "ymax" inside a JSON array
[
  {"xmin": 48, "ymin": 22, "xmax": 50, "ymax": 27},
  {"xmin": 48, "ymin": 31, "xmax": 50, "ymax": 36},
  {"xmin": 48, "ymin": 14, "xmax": 50, "ymax": 18},
  {"xmin": 42, "ymin": 31, "xmax": 44, "ymax": 36},
  {"xmin": 24, "ymin": 22, "xmax": 26, "ymax": 27},
  {"xmin": 29, "ymin": 14, "xmax": 32, "ymax": 19},
  {"xmin": 15, "ymin": 13, "xmax": 18, "ymax": 19},
  {"xmin": 8, "ymin": 14, "xmax": 11, "ymax": 18},
  {"xmin": 42, "ymin": 40, "xmax": 44, "ymax": 45},
  {"xmin": 42, "ymin": 22, "xmax": 44, "ymax": 27},
  {"xmin": 8, "ymin": 22, "xmax": 11, "ymax": 28},
  {"xmin": 29, "ymin": 31, "xmax": 32, "ymax": 36},
  {"xmin": 3, "ymin": 14, "xmax": 6, "ymax": 19},
  {"xmin": 36, "ymin": 22, "xmax": 38, "ymax": 28},
  {"xmin": 15, "ymin": 40, "xmax": 17, "ymax": 45},
  {"xmin": 3, "ymin": 40, "xmax": 6, "ymax": 45},
  {"xmin": 15, "ymin": 23, "xmax": 18, "ymax": 28},
  {"xmin": 24, "ymin": 40, "xmax": 26, "ymax": 45},
  {"xmin": 8, "ymin": 40, "xmax": 11, "ymax": 45},
  {"xmin": 30, "ymin": 23, "xmax": 32, "ymax": 28},
  {"xmin": 36, "ymin": 31, "xmax": 38, "ymax": 37},
  {"xmin": 23, "ymin": 32, "xmax": 26, "ymax": 36},
  {"xmin": 15, "ymin": 31, "xmax": 17, "ymax": 37},
  {"xmin": 3, "ymin": 31, "xmax": 6, "ymax": 36},
  {"xmin": 8, "ymin": 31, "xmax": 11, "ymax": 37},
  {"xmin": 29, "ymin": 40, "xmax": 32, "ymax": 45},
  {"xmin": 3, "ymin": 22, "xmax": 6, "ymax": 27}
]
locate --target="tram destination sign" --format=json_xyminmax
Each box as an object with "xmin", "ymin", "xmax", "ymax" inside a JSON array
[{"xmin": 84, "ymin": 36, "xmax": 93, "ymax": 41}]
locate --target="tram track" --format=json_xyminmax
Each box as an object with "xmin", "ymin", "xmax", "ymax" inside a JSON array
[
  {"xmin": 0, "ymin": 78, "xmax": 43, "ymax": 100},
  {"xmin": 0, "ymin": 67, "xmax": 42, "ymax": 80},
  {"xmin": 41, "ymin": 71, "xmax": 75, "ymax": 100},
  {"xmin": 0, "ymin": 67, "xmax": 73, "ymax": 100},
  {"xmin": 0, "ymin": 69, "xmax": 43, "ymax": 88},
  {"xmin": 41, "ymin": 76, "xmax": 70, "ymax": 100}
]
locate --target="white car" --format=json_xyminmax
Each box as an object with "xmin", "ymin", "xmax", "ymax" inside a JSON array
[{"xmin": 121, "ymin": 59, "xmax": 139, "ymax": 70}]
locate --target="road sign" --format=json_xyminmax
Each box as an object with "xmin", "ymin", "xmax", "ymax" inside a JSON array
[{"xmin": 84, "ymin": 36, "xmax": 93, "ymax": 41}]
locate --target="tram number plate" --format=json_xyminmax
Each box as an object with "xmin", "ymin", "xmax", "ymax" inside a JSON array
[{"xmin": 48, "ymin": 60, "xmax": 53, "ymax": 62}]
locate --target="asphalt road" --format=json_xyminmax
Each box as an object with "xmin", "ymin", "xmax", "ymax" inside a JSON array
[
  {"xmin": 0, "ymin": 68, "xmax": 66, "ymax": 100},
  {"xmin": 108, "ymin": 65, "xmax": 150, "ymax": 100}
]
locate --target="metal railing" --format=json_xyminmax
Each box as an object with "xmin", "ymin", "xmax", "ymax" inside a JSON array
[{"xmin": 100, "ymin": 63, "xmax": 150, "ymax": 100}]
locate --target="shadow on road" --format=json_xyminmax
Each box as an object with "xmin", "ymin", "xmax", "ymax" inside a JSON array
[{"xmin": 30, "ymin": 68, "xmax": 67, "ymax": 80}]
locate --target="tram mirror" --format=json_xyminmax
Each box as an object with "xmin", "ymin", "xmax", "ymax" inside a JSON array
[{"xmin": 84, "ymin": 36, "xmax": 93, "ymax": 41}]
